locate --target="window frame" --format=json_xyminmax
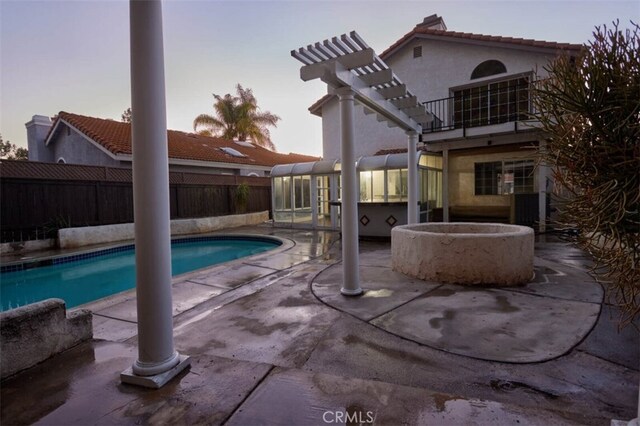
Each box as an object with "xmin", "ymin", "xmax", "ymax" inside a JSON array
[
  {"xmin": 474, "ymin": 159, "xmax": 535, "ymax": 196},
  {"xmin": 449, "ymin": 72, "xmax": 532, "ymax": 129}
]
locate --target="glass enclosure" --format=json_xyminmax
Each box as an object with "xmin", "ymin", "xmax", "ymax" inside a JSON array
[
  {"xmin": 419, "ymin": 153, "xmax": 443, "ymax": 221},
  {"xmin": 271, "ymin": 160, "xmax": 340, "ymax": 229},
  {"xmin": 271, "ymin": 152, "xmax": 443, "ymax": 229}
]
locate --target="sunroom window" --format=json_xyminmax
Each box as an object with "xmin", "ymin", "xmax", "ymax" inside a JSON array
[{"xmin": 359, "ymin": 170, "xmax": 385, "ymax": 202}]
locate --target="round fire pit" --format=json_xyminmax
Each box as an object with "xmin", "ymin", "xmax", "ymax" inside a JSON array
[{"xmin": 391, "ymin": 223, "xmax": 534, "ymax": 286}]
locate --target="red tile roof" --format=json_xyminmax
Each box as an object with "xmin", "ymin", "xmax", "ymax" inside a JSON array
[
  {"xmin": 51, "ymin": 112, "xmax": 319, "ymax": 167},
  {"xmin": 308, "ymin": 95, "xmax": 333, "ymax": 116},
  {"xmin": 380, "ymin": 27, "xmax": 583, "ymax": 59}
]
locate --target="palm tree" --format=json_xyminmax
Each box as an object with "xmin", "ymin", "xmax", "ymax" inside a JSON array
[{"xmin": 193, "ymin": 84, "xmax": 281, "ymax": 150}]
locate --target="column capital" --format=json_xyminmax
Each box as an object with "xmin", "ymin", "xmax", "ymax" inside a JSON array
[
  {"xmin": 334, "ymin": 86, "xmax": 355, "ymax": 99},
  {"xmin": 405, "ymin": 130, "xmax": 418, "ymax": 137}
]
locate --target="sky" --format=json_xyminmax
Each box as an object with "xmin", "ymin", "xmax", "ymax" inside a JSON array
[{"xmin": 1, "ymin": 0, "xmax": 638, "ymax": 157}]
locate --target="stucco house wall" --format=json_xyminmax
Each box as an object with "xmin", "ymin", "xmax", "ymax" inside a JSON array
[
  {"xmin": 320, "ymin": 37, "xmax": 556, "ymax": 161},
  {"xmin": 384, "ymin": 38, "xmax": 555, "ymax": 104},
  {"xmin": 322, "ymin": 101, "xmax": 405, "ymax": 161},
  {"xmin": 52, "ymin": 128, "xmax": 121, "ymax": 167}
]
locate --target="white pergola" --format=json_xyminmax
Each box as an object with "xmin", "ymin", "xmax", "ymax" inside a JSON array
[{"xmin": 292, "ymin": 32, "xmax": 432, "ymax": 296}]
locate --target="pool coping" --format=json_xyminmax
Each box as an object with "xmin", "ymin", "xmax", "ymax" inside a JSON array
[{"xmin": 71, "ymin": 233, "xmax": 295, "ymax": 315}]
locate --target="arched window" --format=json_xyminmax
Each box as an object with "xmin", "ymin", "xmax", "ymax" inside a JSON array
[
  {"xmin": 57, "ymin": 157, "xmax": 66, "ymax": 164},
  {"xmin": 471, "ymin": 60, "xmax": 507, "ymax": 79}
]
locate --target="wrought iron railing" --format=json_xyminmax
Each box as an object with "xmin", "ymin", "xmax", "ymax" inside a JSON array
[{"xmin": 422, "ymin": 79, "xmax": 534, "ymax": 134}]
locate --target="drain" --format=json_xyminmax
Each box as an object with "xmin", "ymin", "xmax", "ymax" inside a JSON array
[{"xmin": 490, "ymin": 379, "xmax": 559, "ymax": 400}]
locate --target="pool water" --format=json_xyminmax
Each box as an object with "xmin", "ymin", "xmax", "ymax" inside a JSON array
[{"xmin": 0, "ymin": 237, "xmax": 280, "ymax": 311}]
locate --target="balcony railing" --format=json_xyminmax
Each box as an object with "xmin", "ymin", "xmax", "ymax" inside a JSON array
[{"xmin": 422, "ymin": 79, "xmax": 534, "ymax": 134}]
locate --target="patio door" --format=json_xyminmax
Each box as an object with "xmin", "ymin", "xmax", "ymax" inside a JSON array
[
  {"xmin": 292, "ymin": 175, "xmax": 312, "ymax": 227},
  {"xmin": 315, "ymin": 174, "xmax": 340, "ymax": 230}
]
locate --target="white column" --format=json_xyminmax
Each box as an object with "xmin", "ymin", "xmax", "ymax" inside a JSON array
[
  {"xmin": 442, "ymin": 148, "xmax": 450, "ymax": 222},
  {"xmin": 122, "ymin": 0, "xmax": 189, "ymax": 388},
  {"xmin": 337, "ymin": 88, "xmax": 362, "ymax": 296},
  {"xmin": 407, "ymin": 132, "xmax": 418, "ymax": 224},
  {"xmin": 311, "ymin": 176, "xmax": 318, "ymax": 228},
  {"xmin": 538, "ymin": 140, "xmax": 549, "ymax": 233}
]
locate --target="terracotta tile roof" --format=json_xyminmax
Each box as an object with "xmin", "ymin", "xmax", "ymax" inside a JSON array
[
  {"xmin": 308, "ymin": 94, "xmax": 333, "ymax": 116},
  {"xmin": 51, "ymin": 112, "xmax": 319, "ymax": 167},
  {"xmin": 380, "ymin": 27, "xmax": 583, "ymax": 59}
]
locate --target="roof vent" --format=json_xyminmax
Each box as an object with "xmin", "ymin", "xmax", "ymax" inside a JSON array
[
  {"xmin": 234, "ymin": 140, "xmax": 255, "ymax": 148},
  {"xmin": 416, "ymin": 14, "xmax": 447, "ymax": 31},
  {"xmin": 220, "ymin": 147, "xmax": 247, "ymax": 158}
]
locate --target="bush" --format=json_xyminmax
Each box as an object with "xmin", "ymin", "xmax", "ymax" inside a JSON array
[{"xmin": 533, "ymin": 21, "xmax": 640, "ymax": 327}]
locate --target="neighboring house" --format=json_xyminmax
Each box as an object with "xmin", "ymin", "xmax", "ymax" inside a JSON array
[
  {"xmin": 26, "ymin": 112, "xmax": 318, "ymax": 177},
  {"xmin": 272, "ymin": 15, "xmax": 581, "ymax": 235}
]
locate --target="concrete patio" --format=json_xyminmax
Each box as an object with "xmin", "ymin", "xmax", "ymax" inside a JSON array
[{"xmin": 1, "ymin": 225, "xmax": 638, "ymax": 425}]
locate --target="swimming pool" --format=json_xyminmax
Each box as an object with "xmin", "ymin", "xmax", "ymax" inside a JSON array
[{"xmin": 0, "ymin": 236, "xmax": 280, "ymax": 311}]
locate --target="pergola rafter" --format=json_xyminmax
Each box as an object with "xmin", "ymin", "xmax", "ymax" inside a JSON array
[
  {"xmin": 292, "ymin": 32, "xmax": 430, "ymax": 296},
  {"xmin": 292, "ymin": 31, "xmax": 432, "ymax": 132}
]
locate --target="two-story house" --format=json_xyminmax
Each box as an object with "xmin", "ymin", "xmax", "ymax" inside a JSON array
[{"xmin": 271, "ymin": 15, "xmax": 581, "ymax": 235}]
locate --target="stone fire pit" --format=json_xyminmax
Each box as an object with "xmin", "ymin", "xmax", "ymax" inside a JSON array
[{"xmin": 391, "ymin": 223, "xmax": 534, "ymax": 286}]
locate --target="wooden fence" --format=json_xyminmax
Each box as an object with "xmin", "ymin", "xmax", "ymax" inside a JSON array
[{"xmin": 0, "ymin": 161, "xmax": 272, "ymax": 242}]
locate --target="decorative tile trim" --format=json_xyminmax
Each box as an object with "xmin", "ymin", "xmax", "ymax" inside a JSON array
[{"xmin": 1, "ymin": 235, "xmax": 281, "ymax": 274}]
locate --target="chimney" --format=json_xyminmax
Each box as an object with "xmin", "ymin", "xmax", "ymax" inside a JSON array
[
  {"xmin": 416, "ymin": 14, "xmax": 447, "ymax": 31},
  {"xmin": 25, "ymin": 115, "xmax": 54, "ymax": 162}
]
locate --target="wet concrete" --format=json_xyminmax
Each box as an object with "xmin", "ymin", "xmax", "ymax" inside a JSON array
[
  {"xmin": 313, "ymin": 247, "xmax": 604, "ymax": 363},
  {"xmin": 313, "ymin": 262, "xmax": 440, "ymax": 321},
  {"xmin": 183, "ymin": 263, "xmax": 276, "ymax": 289},
  {"xmin": 94, "ymin": 280, "xmax": 227, "ymax": 322},
  {"xmin": 228, "ymin": 367, "xmax": 595, "ymax": 425},
  {"xmin": 1, "ymin": 340, "xmax": 272, "ymax": 425},
  {"xmin": 172, "ymin": 264, "xmax": 341, "ymax": 368},
  {"xmin": 1, "ymin": 225, "xmax": 637, "ymax": 424},
  {"xmin": 302, "ymin": 315, "xmax": 636, "ymax": 422},
  {"xmin": 372, "ymin": 286, "xmax": 600, "ymax": 362},
  {"xmin": 577, "ymin": 303, "xmax": 640, "ymax": 370}
]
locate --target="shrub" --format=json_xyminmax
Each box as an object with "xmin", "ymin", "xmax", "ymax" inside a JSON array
[{"xmin": 533, "ymin": 21, "xmax": 640, "ymax": 327}]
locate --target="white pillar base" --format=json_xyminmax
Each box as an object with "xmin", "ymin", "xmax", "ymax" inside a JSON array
[
  {"xmin": 121, "ymin": 354, "xmax": 191, "ymax": 389},
  {"xmin": 340, "ymin": 286, "xmax": 364, "ymax": 297},
  {"xmin": 132, "ymin": 350, "xmax": 180, "ymax": 376}
]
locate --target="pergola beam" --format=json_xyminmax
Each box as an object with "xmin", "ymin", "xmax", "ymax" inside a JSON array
[
  {"xmin": 360, "ymin": 68, "xmax": 393, "ymax": 86},
  {"xmin": 377, "ymin": 84, "xmax": 407, "ymax": 100},
  {"xmin": 391, "ymin": 96, "xmax": 418, "ymax": 109},
  {"xmin": 300, "ymin": 49, "xmax": 376, "ymax": 83},
  {"xmin": 327, "ymin": 61, "xmax": 424, "ymax": 132}
]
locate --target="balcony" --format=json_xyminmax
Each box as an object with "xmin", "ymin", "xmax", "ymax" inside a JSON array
[{"xmin": 422, "ymin": 77, "xmax": 538, "ymax": 141}]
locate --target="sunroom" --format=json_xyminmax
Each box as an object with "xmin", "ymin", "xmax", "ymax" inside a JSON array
[
  {"xmin": 271, "ymin": 159, "xmax": 341, "ymax": 229},
  {"xmin": 271, "ymin": 152, "xmax": 443, "ymax": 236}
]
